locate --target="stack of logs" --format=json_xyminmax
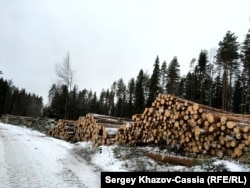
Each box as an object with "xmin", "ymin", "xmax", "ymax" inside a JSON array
[
  {"xmin": 48, "ymin": 113, "xmax": 133, "ymax": 146},
  {"xmin": 115, "ymin": 93, "xmax": 250, "ymax": 159},
  {"xmin": 48, "ymin": 119, "xmax": 75, "ymax": 142},
  {"xmin": 1, "ymin": 114, "xmax": 37, "ymax": 126},
  {"xmin": 74, "ymin": 113, "xmax": 132, "ymax": 146}
]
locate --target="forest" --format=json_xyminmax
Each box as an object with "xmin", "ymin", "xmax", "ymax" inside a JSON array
[{"xmin": 0, "ymin": 28, "xmax": 250, "ymax": 120}]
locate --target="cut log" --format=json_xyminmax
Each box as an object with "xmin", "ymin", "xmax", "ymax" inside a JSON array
[{"xmin": 147, "ymin": 152, "xmax": 197, "ymax": 167}]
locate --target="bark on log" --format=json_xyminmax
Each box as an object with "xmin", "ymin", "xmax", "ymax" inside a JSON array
[
  {"xmin": 147, "ymin": 152, "xmax": 197, "ymax": 167},
  {"xmin": 116, "ymin": 93, "xmax": 250, "ymax": 160}
]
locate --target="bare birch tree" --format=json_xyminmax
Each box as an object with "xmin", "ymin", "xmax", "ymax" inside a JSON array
[{"xmin": 55, "ymin": 53, "xmax": 75, "ymax": 91}]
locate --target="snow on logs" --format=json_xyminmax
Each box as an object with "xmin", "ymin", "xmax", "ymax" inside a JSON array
[{"xmin": 115, "ymin": 93, "xmax": 250, "ymax": 159}]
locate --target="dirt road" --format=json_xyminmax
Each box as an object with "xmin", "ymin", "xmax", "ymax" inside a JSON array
[{"xmin": 0, "ymin": 123, "xmax": 100, "ymax": 188}]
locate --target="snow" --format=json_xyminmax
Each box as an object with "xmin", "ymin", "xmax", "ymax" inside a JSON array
[
  {"xmin": 0, "ymin": 122, "xmax": 250, "ymax": 188},
  {"xmin": 0, "ymin": 123, "xmax": 100, "ymax": 188}
]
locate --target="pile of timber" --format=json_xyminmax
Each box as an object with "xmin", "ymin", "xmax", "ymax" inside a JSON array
[
  {"xmin": 48, "ymin": 119, "xmax": 76, "ymax": 142},
  {"xmin": 1, "ymin": 114, "xmax": 37, "ymax": 126},
  {"xmin": 115, "ymin": 93, "xmax": 250, "ymax": 159},
  {"xmin": 74, "ymin": 113, "xmax": 132, "ymax": 146},
  {"xmin": 1, "ymin": 114, "xmax": 56, "ymax": 129}
]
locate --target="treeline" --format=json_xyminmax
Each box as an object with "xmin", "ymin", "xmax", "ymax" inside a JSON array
[
  {"xmin": 45, "ymin": 28, "xmax": 250, "ymax": 120},
  {"xmin": 1, "ymin": 28, "xmax": 250, "ymax": 120},
  {"xmin": 0, "ymin": 78, "xmax": 43, "ymax": 117}
]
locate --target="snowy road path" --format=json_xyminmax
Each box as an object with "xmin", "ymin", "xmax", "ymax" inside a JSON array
[{"xmin": 0, "ymin": 123, "xmax": 100, "ymax": 188}]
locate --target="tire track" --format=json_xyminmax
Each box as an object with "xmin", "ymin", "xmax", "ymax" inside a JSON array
[{"xmin": 0, "ymin": 123, "xmax": 100, "ymax": 188}]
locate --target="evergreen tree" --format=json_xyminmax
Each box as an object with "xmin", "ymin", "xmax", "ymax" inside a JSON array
[
  {"xmin": 77, "ymin": 89, "xmax": 89, "ymax": 116},
  {"xmin": 185, "ymin": 72, "xmax": 195, "ymax": 101},
  {"xmin": 68, "ymin": 85, "xmax": 78, "ymax": 119},
  {"xmin": 98, "ymin": 89, "xmax": 107, "ymax": 115},
  {"xmin": 10, "ymin": 88, "xmax": 19, "ymax": 115},
  {"xmin": 177, "ymin": 77, "xmax": 186, "ymax": 98},
  {"xmin": 212, "ymin": 75, "xmax": 223, "ymax": 109},
  {"xmin": 208, "ymin": 48, "xmax": 217, "ymax": 106},
  {"xmin": 216, "ymin": 30, "xmax": 240, "ymax": 110},
  {"xmin": 127, "ymin": 78, "xmax": 135, "ymax": 118},
  {"xmin": 134, "ymin": 69, "xmax": 145, "ymax": 114},
  {"xmin": 104, "ymin": 89, "xmax": 111, "ymax": 115},
  {"xmin": 48, "ymin": 84, "xmax": 60, "ymax": 118},
  {"xmin": 60, "ymin": 85, "xmax": 69, "ymax": 119},
  {"xmin": 89, "ymin": 92, "xmax": 97, "ymax": 113},
  {"xmin": 166, "ymin": 56, "xmax": 180, "ymax": 95},
  {"xmin": 147, "ymin": 56, "xmax": 160, "ymax": 107},
  {"xmin": 0, "ymin": 77, "xmax": 43, "ymax": 117},
  {"xmin": 109, "ymin": 82, "xmax": 116, "ymax": 116},
  {"xmin": 192, "ymin": 66, "xmax": 201, "ymax": 102},
  {"xmin": 241, "ymin": 28, "xmax": 250, "ymax": 113},
  {"xmin": 142, "ymin": 71, "xmax": 151, "ymax": 102},
  {"xmin": 115, "ymin": 78, "xmax": 127, "ymax": 117},
  {"xmin": 0, "ymin": 78, "xmax": 12, "ymax": 115},
  {"xmin": 26, "ymin": 94, "xmax": 43, "ymax": 117},
  {"xmin": 232, "ymin": 74, "xmax": 244, "ymax": 113},
  {"xmin": 160, "ymin": 60, "xmax": 168, "ymax": 94},
  {"xmin": 197, "ymin": 50, "xmax": 210, "ymax": 104}
]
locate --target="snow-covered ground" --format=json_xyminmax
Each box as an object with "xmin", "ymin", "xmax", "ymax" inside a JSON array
[{"xmin": 0, "ymin": 122, "xmax": 250, "ymax": 188}]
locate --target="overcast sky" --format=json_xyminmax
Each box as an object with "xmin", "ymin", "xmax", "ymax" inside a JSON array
[{"xmin": 0, "ymin": 0, "xmax": 250, "ymax": 106}]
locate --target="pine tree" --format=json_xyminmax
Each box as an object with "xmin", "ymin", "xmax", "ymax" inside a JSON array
[
  {"xmin": 89, "ymin": 92, "xmax": 97, "ymax": 113},
  {"xmin": 98, "ymin": 89, "xmax": 107, "ymax": 115},
  {"xmin": 177, "ymin": 77, "xmax": 186, "ymax": 98},
  {"xmin": 68, "ymin": 85, "xmax": 78, "ymax": 119},
  {"xmin": 241, "ymin": 28, "xmax": 250, "ymax": 113},
  {"xmin": 0, "ymin": 78, "xmax": 10, "ymax": 114},
  {"xmin": 48, "ymin": 84, "xmax": 60, "ymax": 118},
  {"xmin": 208, "ymin": 48, "xmax": 217, "ymax": 106},
  {"xmin": 197, "ymin": 50, "xmax": 210, "ymax": 104},
  {"xmin": 108, "ymin": 82, "xmax": 116, "ymax": 116},
  {"xmin": 241, "ymin": 28, "xmax": 250, "ymax": 75},
  {"xmin": 232, "ymin": 74, "xmax": 244, "ymax": 113},
  {"xmin": 166, "ymin": 56, "xmax": 180, "ymax": 95},
  {"xmin": 115, "ymin": 78, "xmax": 126, "ymax": 117},
  {"xmin": 212, "ymin": 75, "xmax": 223, "ymax": 109},
  {"xmin": 147, "ymin": 56, "xmax": 160, "ymax": 107},
  {"xmin": 127, "ymin": 78, "xmax": 135, "ymax": 118},
  {"xmin": 185, "ymin": 72, "xmax": 195, "ymax": 101},
  {"xmin": 134, "ymin": 69, "xmax": 145, "ymax": 114},
  {"xmin": 60, "ymin": 85, "xmax": 69, "ymax": 119},
  {"xmin": 160, "ymin": 61, "xmax": 167, "ymax": 94},
  {"xmin": 216, "ymin": 30, "xmax": 240, "ymax": 110},
  {"xmin": 104, "ymin": 89, "xmax": 111, "ymax": 115},
  {"xmin": 142, "ymin": 71, "xmax": 151, "ymax": 101}
]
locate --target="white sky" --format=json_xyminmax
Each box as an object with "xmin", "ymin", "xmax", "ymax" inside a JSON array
[{"xmin": 0, "ymin": 0, "xmax": 250, "ymax": 105}]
